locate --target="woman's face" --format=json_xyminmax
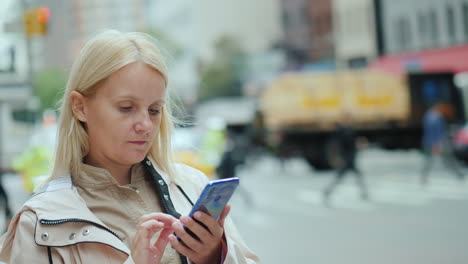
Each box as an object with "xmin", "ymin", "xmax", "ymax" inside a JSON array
[{"xmin": 76, "ymin": 62, "xmax": 166, "ymax": 168}]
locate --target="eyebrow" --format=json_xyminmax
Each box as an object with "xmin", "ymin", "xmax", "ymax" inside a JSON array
[{"xmin": 114, "ymin": 95, "xmax": 165, "ymax": 105}]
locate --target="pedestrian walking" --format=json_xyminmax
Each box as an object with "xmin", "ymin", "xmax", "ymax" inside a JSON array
[
  {"xmin": 0, "ymin": 30, "xmax": 259, "ymax": 264},
  {"xmin": 323, "ymin": 113, "xmax": 368, "ymax": 204},
  {"xmin": 420, "ymin": 103, "xmax": 464, "ymax": 185}
]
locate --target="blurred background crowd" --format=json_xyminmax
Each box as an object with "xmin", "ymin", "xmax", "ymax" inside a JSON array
[{"xmin": 1, "ymin": 0, "xmax": 468, "ymax": 263}]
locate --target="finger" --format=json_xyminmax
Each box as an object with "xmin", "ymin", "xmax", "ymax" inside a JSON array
[
  {"xmin": 180, "ymin": 216, "xmax": 211, "ymax": 242},
  {"xmin": 132, "ymin": 220, "xmax": 162, "ymax": 249},
  {"xmin": 217, "ymin": 204, "xmax": 231, "ymax": 227},
  {"xmin": 169, "ymin": 234, "xmax": 196, "ymax": 260},
  {"xmin": 152, "ymin": 227, "xmax": 174, "ymax": 255},
  {"xmin": 132, "ymin": 226, "xmax": 149, "ymax": 247},
  {"xmin": 193, "ymin": 211, "xmax": 223, "ymax": 238},
  {"xmin": 172, "ymin": 221, "xmax": 204, "ymax": 252},
  {"xmin": 139, "ymin": 220, "xmax": 164, "ymax": 239},
  {"xmin": 138, "ymin": 213, "xmax": 177, "ymax": 227}
]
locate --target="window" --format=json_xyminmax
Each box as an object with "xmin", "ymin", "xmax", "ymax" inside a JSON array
[
  {"xmin": 463, "ymin": 3, "xmax": 468, "ymax": 40},
  {"xmin": 282, "ymin": 12, "xmax": 291, "ymax": 28},
  {"xmin": 446, "ymin": 5, "xmax": 456, "ymax": 41},
  {"xmin": 394, "ymin": 18, "xmax": 404, "ymax": 51},
  {"xmin": 429, "ymin": 10, "xmax": 439, "ymax": 45},
  {"xmin": 395, "ymin": 17, "xmax": 411, "ymax": 51},
  {"xmin": 404, "ymin": 18, "xmax": 412, "ymax": 49},
  {"xmin": 418, "ymin": 12, "xmax": 427, "ymax": 45}
]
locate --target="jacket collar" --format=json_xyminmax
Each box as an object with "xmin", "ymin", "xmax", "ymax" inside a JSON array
[
  {"xmin": 31, "ymin": 178, "xmax": 106, "ymax": 225},
  {"xmin": 71, "ymin": 157, "xmax": 174, "ymax": 188},
  {"xmin": 27, "ymin": 177, "xmax": 129, "ymax": 255},
  {"xmin": 24, "ymin": 157, "xmax": 173, "ymax": 256},
  {"xmin": 144, "ymin": 156, "xmax": 174, "ymax": 185}
]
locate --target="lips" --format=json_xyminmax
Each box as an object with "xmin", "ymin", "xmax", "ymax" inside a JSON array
[{"xmin": 129, "ymin": 141, "xmax": 147, "ymax": 145}]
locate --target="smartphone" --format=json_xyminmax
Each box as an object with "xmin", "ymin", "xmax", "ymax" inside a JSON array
[
  {"xmin": 189, "ymin": 177, "xmax": 240, "ymax": 221},
  {"xmin": 180, "ymin": 177, "xmax": 239, "ymax": 241}
]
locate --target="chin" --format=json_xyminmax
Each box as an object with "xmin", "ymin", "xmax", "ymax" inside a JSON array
[
  {"xmin": 133, "ymin": 151, "xmax": 150, "ymax": 162},
  {"xmin": 117, "ymin": 155, "xmax": 144, "ymax": 166}
]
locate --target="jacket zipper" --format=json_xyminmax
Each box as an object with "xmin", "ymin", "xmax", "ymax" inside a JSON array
[
  {"xmin": 157, "ymin": 189, "xmax": 172, "ymax": 215},
  {"xmin": 143, "ymin": 159, "xmax": 188, "ymax": 264},
  {"xmin": 40, "ymin": 218, "xmax": 121, "ymax": 241}
]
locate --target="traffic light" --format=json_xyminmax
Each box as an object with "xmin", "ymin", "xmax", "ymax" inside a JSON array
[{"xmin": 24, "ymin": 7, "xmax": 50, "ymax": 37}]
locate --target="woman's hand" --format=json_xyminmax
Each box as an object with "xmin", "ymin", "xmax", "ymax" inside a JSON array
[
  {"xmin": 131, "ymin": 213, "xmax": 177, "ymax": 264},
  {"xmin": 169, "ymin": 205, "xmax": 231, "ymax": 264}
]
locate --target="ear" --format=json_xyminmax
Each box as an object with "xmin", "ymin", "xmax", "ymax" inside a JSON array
[{"xmin": 70, "ymin": 91, "xmax": 88, "ymax": 122}]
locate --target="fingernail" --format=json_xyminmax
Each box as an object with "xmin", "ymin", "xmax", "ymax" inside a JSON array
[
  {"xmin": 194, "ymin": 212, "xmax": 201, "ymax": 218},
  {"xmin": 180, "ymin": 216, "xmax": 189, "ymax": 224},
  {"xmin": 173, "ymin": 221, "xmax": 183, "ymax": 229}
]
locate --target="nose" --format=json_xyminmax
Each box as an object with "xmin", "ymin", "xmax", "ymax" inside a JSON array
[{"xmin": 134, "ymin": 111, "xmax": 152, "ymax": 133}]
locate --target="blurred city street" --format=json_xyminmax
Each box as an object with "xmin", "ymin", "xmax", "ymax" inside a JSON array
[
  {"xmin": 1, "ymin": 147, "xmax": 468, "ymax": 263},
  {"xmin": 228, "ymin": 148, "xmax": 468, "ymax": 264},
  {"xmin": 2, "ymin": 0, "xmax": 468, "ymax": 262}
]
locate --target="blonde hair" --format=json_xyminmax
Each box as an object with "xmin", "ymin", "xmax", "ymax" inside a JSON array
[{"xmin": 47, "ymin": 30, "xmax": 179, "ymax": 185}]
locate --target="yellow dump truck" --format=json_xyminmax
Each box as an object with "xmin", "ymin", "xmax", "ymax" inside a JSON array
[{"xmin": 257, "ymin": 70, "xmax": 465, "ymax": 169}]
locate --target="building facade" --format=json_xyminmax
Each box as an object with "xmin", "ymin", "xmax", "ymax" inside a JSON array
[
  {"xmin": 149, "ymin": 0, "xmax": 198, "ymax": 106},
  {"xmin": 280, "ymin": 0, "xmax": 313, "ymax": 67},
  {"xmin": 379, "ymin": 0, "xmax": 468, "ymax": 55},
  {"xmin": 4, "ymin": 0, "xmax": 285, "ymax": 105},
  {"xmin": 194, "ymin": 0, "xmax": 283, "ymax": 61},
  {"xmin": 279, "ymin": 0, "xmax": 336, "ymax": 69},
  {"xmin": 333, "ymin": 0, "xmax": 377, "ymax": 69},
  {"xmin": 148, "ymin": 0, "xmax": 284, "ymax": 104},
  {"xmin": 309, "ymin": 0, "xmax": 334, "ymax": 63},
  {"xmin": 41, "ymin": 0, "xmax": 147, "ymax": 69}
]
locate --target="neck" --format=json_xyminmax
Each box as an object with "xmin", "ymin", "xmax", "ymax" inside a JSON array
[
  {"xmin": 84, "ymin": 156, "xmax": 132, "ymax": 185},
  {"xmin": 107, "ymin": 166, "xmax": 132, "ymax": 185}
]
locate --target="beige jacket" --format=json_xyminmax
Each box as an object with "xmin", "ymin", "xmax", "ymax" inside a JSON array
[{"xmin": 0, "ymin": 162, "xmax": 259, "ymax": 264}]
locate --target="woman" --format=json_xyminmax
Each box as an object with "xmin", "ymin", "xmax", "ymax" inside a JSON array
[{"xmin": 0, "ymin": 30, "xmax": 259, "ymax": 264}]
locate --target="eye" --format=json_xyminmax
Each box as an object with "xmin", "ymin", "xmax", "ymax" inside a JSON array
[
  {"xmin": 119, "ymin": 106, "xmax": 132, "ymax": 112},
  {"xmin": 149, "ymin": 108, "xmax": 161, "ymax": 115}
]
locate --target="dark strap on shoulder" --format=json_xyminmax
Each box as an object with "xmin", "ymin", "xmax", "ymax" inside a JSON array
[
  {"xmin": 47, "ymin": 246, "xmax": 53, "ymax": 264},
  {"xmin": 142, "ymin": 158, "xmax": 181, "ymax": 217},
  {"xmin": 177, "ymin": 185, "xmax": 194, "ymax": 206},
  {"xmin": 141, "ymin": 158, "xmax": 189, "ymax": 264}
]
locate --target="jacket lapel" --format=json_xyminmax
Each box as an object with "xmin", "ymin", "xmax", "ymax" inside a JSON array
[{"xmin": 26, "ymin": 177, "xmax": 130, "ymax": 255}]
